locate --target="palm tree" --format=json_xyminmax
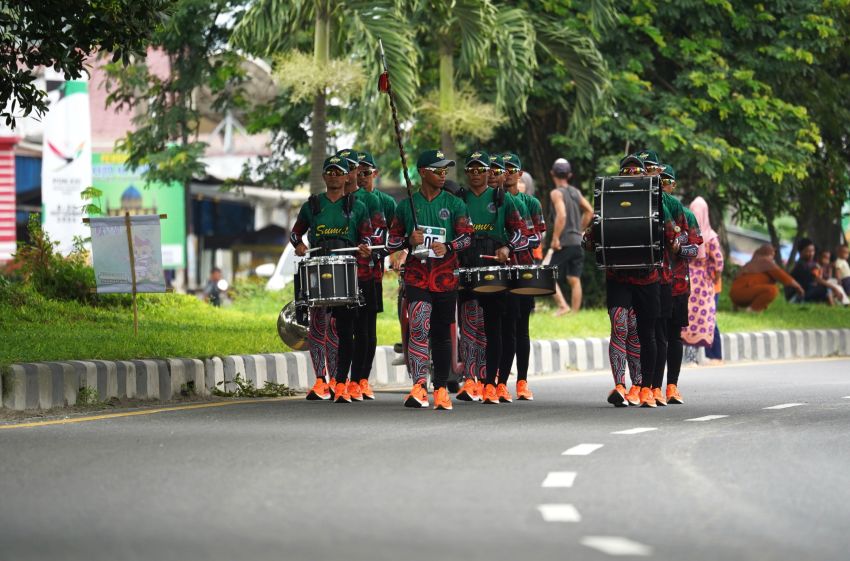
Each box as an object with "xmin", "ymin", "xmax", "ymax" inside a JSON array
[{"xmin": 231, "ymin": 0, "xmax": 418, "ymax": 193}]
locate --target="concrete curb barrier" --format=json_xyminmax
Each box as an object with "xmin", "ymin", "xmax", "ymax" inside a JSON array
[{"xmin": 4, "ymin": 328, "xmax": 849, "ymax": 411}]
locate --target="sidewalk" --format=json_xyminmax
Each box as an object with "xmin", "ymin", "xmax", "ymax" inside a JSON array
[{"xmin": 4, "ymin": 328, "xmax": 849, "ymax": 410}]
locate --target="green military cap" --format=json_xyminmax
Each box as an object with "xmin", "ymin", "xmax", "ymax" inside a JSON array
[
  {"xmin": 416, "ymin": 149, "xmax": 456, "ymax": 168},
  {"xmin": 502, "ymin": 152, "xmax": 522, "ymax": 169},
  {"xmin": 335, "ymin": 148, "xmax": 359, "ymax": 168},
  {"xmin": 465, "ymin": 149, "xmax": 490, "ymax": 168},
  {"xmin": 488, "ymin": 153, "xmax": 506, "ymax": 170},
  {"xmin": 619, "ymin": 154, "xmax": 645, "ymax": 170},
  {"xmin": 633, "ymin": 149, "xmax": 660, "ymax": 165},
  {"xmin": 357, "ymin": 150, "xmax": 377, "ymax": 168},
  {"xmin": 660, "ymin": 164, "xmax": 676, "ymax": 180},
  {"xmin": 323, "ymin": 155, "xmax": 349, "ymax": 173}
]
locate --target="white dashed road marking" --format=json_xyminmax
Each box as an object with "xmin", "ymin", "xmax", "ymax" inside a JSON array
[
  {"xmin": 842, "ymin": 396, "xmax": 850, "ymax": 399},
  {"xmin": 537, "ymin": 504, "xmax": 581, "ymax": 522},
  {"xmin": 562, "ymin": 443, "xmax": 604, "ymax": 456},
  {"xmin": 763, "ymin": 403, "xmax": 805, "ymax": 410},
  {"xmin": 541, "ymin": 471, "xmax": 577, "ymax": 488},
  {"xmin": 685, "ymin": 415, "xmax": 729, "ymax": 422},
  {"xmin": 581, "ymin": 536, "xmax": 653, "ymax": 556},
  {"xmin": 612, "ymin": 427, "xmax": 658, "ymax": 435}
]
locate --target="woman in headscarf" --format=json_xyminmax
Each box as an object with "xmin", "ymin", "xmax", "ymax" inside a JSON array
[
  {"xmin": 731, "ymin": 244, "xmax": 804, "ymax": 311},
  {"xmin": 682, "ymin": 197, "xmax": 724, "ymax": 348}
]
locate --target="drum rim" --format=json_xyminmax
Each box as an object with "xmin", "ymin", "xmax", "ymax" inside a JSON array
[{"xmin": 301, "ymin": 255, "xmax": 357, "ymax": 264}]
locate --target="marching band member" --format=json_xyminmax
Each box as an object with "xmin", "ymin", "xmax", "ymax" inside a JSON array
[
  {"xmin": 356, "ymin": 150, "xmax": 397, "ymax": 399},
  {"xmin": 498, "ymin": 153, "xmax": 539, "ymax": 401},
  {"xmin": 454, "ymin": 150, "xmax": 528, "ymax": 404},
  {"xmin": 290, "ymin": 155, "xmax": 373, "ymax": 403},
  {"xmin": 661, "ymin": 165, "xmax": 702, "ymax": 404},
  {"xmin": 387, "ymin": 150, "xmax": 473, "ymax": 410},
  {"xmin": 335, "ymin": 149, "xmax": 387, "ymax": 401}
]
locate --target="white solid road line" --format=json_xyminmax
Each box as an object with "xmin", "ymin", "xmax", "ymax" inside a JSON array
[
  {"xmin": 685, "ymin": 415, "xmax": 729, "ymax": 422},
  {"xmin": 612, "ymin": 427, "xmax": 658, "ymax": 435},
  {"xmin": 562, "ymin": 443, "xmax": 604, "ymax": 456},
  {"xmin": 537, "ymin": 504, "xmax": 581, "ymax": 523},
  {"xmin": 581, "ymin": 536, "xmax": 653, "ymax": 556},
  {"xmin": 763, "ymin": 403, "xmax": 806, "ymax": 410},
  {"xmin": 842, "ymin": 396, "xmax": 850, "ymax": 399},
  {"xmin": 541, "ymin": 471, "xmax": 577, "ymax": 488}
]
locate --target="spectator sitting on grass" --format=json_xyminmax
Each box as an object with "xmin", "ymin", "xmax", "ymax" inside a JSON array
[
  {"xmin": 835, "ymin": 244, "xmax": 850, "ymax": 295},
  {"xmin": 730, "ymin": 244, "xmax": 803, "ymax": 312},
  {"xmin": 819, "ymin": 250, "xmax": 850, "ymax": 306},
  {"xmin": 787, "ymin": 239, "xmax": 842, "ymax": 306}
]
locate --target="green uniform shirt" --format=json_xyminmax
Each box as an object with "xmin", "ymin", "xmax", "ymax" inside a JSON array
[
  {"xmin": 393, "ymin": 190, "xmax": 469, "ymax": 243},
  {"xmin": 292, "ymin": 193, "xmax": 371, "ymax": 248},
  {"xmin": 372, "ymin": 189, "xmax": 396, "ymax": 229},
  {"xmin": 464, "ymin": 187, "xmax": 520, "ymax": 245}
]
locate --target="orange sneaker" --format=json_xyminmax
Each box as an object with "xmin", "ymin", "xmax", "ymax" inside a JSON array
[
  {"xmin": 652, "ymin": 387, "xmax": 667, "ymax": 406},
  {"xmin": 347, "ymin": 381, "xmax": 363, "ymax": 402},
  {"xmin": 666, "ymin": 383, "xmax": 683, "ymax": 404},
  {"xmin": 456, "ymin": 379, "xmax": 479, "ymax": 402},
  {"xmin": 496, "ymin": 383, "xmax": 513, "ymax": 403},
  {"xmin": 333, "ymin": 382, "xmax": 351, "ymax": 403},
  {"xmin": 306, "ymin": 378, "xmax": 331, "ymax": 401},
  {"xmin": 475, "ymin": 380, "xmax": 484, "ymax": 400},
  {"xmin": 481, "ymin": 384, "xmax": 499, "ymax": 405},
  {"xmin": 607, "ymin": 384, "xmax": 627, "ymax": 407},
  {"xmin": 625, "ymin": 385, "xmax": 641, "ymax": 406},
  {"xmin": 433, "ymin": 387, "xmax": 453, "ymax": 410},
  {"xmin": 359, "ymin": 379, "xmax": 375, "ymax": 400},
  {"xmin": 404, "ymin": 382, "xmax": 429, "ymax": 408},
  {"xmin": 516, "ymin": 380, "xmax": 534, "ymax": 401},
  {"xmin": 639, "ymin": 387, "xmax": 657, "ymax": 408},
  {"xmin": 327, "ymin": 377, "xmax": 335, "ymax": 398}
]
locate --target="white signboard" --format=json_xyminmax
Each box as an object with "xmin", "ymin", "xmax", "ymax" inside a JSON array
[
  {"xmin": 41, "ymin": 74, "xmax": 92, "ymax": 255},
  {"xmin": 90, "ymin": 215, "xmax": 166, "ymax": 294}
]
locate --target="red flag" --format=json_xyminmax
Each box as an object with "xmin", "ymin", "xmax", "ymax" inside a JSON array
[{"xmin": 378, "ymin": 72, "xmax": 389, "ymax": 93}]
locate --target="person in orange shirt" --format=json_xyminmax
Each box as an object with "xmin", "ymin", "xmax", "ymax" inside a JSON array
[{"xmin": 730, "ymin": 245, "xmax": 804, "ymax": 311}]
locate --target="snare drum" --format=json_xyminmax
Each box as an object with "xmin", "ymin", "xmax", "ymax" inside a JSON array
[
  {"xmin": 297, "ymin": 255, "xmax": 360, "ymax": 307},
  {"xmin": 457, "ymin": 266, "xmax": 510, "ymax": 293},
  {"xmin": 509, "ymin": 265, "xmax": 557, "ymax": 296}
]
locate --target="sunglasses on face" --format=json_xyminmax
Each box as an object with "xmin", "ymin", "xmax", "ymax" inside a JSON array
[
  {"xmin": 660, "ymin": 178, "xmax": 676, "ymax": 186},
  {"xmin": 324, "ymin": 169, "xmax": 347, "ymax": 177},
  {"xmin": 620, "ymin": 166, "xmax": 644, "ymax": 176},
  {"xmin": 645, "ymin": 165, "xmax": 663, "ymax": 173},
  {"xmin": 490, "ymin": 169, "xmax": 505, "ymax": 176},
  {"xmin": 465, "ymin": 167, "xmax": 489, "ymax": 175},
  {"xmin": 423, "ymin": 167, "xmax": 449, "ymax": 176},
  {"xmin": 505, "ymin": 167, "xmax": 521, "ymax": 175},
  {"xmin": 358, "ymin": 169, "xmax": 375, "ymax": 177}
]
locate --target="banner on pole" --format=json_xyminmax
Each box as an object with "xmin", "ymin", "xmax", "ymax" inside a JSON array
[
  {"xmin": 92, "ymin": 152, "xmax": 186, "ymax": 269},
  {"xmin": 41, "ymin": 74, "xmax": 92, "ymax": 255},
  {"xmin": 90, "ymin": 215, "xmax": 166, "ymax": 294}
]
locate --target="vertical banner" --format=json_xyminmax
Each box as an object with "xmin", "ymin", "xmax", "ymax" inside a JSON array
[
  {"xmin": 92, "ymin": 153, "xmax": 186, "ymax": 269},
  {"xmin": 41, "ymin": 73, "xmax": 92, "ymax": 255},
  {"xmin": 0, "ymin": 136, "xmax": 16, "ymax": 263},
  {"xmin": 90, "ymin": 215, "xmax": 166, "ymax": 294}
]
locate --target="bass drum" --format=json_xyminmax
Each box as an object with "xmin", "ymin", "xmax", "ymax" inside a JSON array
[
  {"xmin": 509, "ymin": 265, "xmax": 557, "ymax": 296},
  {"xmin": 592, "ymin": 175, "xmax": 663, "ymax": 269}
]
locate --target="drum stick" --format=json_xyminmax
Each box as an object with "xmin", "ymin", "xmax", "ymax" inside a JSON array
[
  {"xmin": 329, "ymin": 245, "xmax": 387, "ymax": 253},
  {"xmin": 479, "ymin": 255, "xmax": 500, "ymax": 261},
  {"xmin": 304, "ymin": 247, "xmax": 322, "ymax": 254}
]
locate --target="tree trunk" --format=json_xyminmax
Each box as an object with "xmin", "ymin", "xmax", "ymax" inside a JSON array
[
  {"xmin": 765, "ymin": 211, "xmax": 783, "ymax": 267},
  {"xmin": 438, "ymin": 40, "xmax": 457, "ymax": 182},
  {"xmin": 309, "ymin": 10, "xmax": 330, "ymax": 195}
]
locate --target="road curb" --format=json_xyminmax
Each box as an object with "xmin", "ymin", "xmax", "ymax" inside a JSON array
[{"xmin": 3, "ymin": 328, "xmax": 849, "ymax": 411}]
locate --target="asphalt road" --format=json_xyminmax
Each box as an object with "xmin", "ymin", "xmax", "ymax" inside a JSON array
[{"xmin": 1, "ymin": 358, "xmax": 849, "ymax": 561}]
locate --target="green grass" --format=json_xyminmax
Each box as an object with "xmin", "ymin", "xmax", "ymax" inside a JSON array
[{"xmin": 2, "ymin": 272, "xmax": 847, "ymax": 366}]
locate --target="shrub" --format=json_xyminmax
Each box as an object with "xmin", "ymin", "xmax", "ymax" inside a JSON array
[{"xmin": 12, "ymin": 214, "xmax": 95, "ymax": 303}]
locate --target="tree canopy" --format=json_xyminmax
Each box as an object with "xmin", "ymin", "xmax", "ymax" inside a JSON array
[{"xmin": 0, "ymin": 0, "xmax": 172, "ymax": 127}]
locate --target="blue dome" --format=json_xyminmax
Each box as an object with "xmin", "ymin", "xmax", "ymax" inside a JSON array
[{"xmin": 121, "ymin": 185, "xmax": 142, "ymax": 201}]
